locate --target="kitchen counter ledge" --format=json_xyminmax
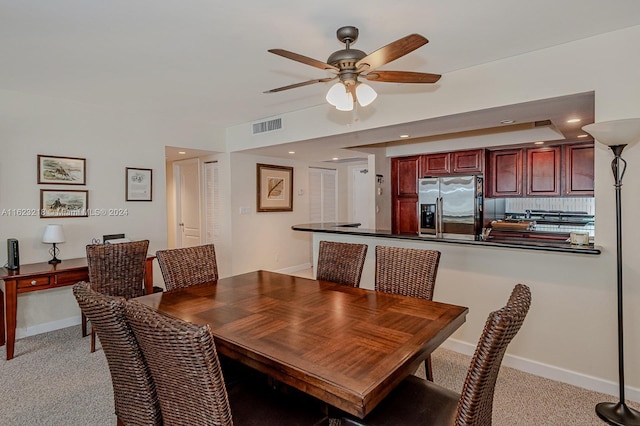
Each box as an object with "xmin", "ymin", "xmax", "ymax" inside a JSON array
[{"xmin": 292, "ymin": 223, "xmax": 601, "ymax": 255}]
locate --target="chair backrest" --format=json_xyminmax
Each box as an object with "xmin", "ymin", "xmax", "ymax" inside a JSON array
[
  {"xmin": 375, "ymin": 246, "xmax": 441, "ymax": 300},
  {"xmin": 86, "ymin": 240, "xmax": 149, "ymax": 299},
  {"xmin": 455, "ymin": 284, "xmax": 532, "ymax": 426},
  {"xmin": 125, "ymin": 300, "xmax": 233, "ymax": 426},
  {"xmin": 72, "ymin": 281, "xmax": 162, "ymax": 426},
  {"xmin": 156, "ymin": 244, "xmax": 219, "ymax": 291},
  {"xmin": 316, "ymin": 241, "xmax": 368, "ymax": 288}
]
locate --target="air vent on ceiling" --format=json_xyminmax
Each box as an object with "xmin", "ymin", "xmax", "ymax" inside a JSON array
[
  {"xmin": 534, "ymin": 119, "xmax": 552, "ymax": 127},
  {"xmin": 252, "ymin": 117, "xmax": 282, "ymax": 134}
]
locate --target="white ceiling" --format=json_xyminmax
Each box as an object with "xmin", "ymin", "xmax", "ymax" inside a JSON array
[{"xmin": 3, "ymin": 1, "xmax": 640, "ymax": 161}]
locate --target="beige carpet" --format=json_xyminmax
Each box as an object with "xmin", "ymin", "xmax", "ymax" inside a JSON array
[{"xmin": 1, "ymin": 326, "xmax": 638, "ymax": 425}]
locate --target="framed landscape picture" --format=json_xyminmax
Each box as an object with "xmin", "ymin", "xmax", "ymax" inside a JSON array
[
  {"xmin": 40, "ymin": 189, "xmax": 89, "ymax": 218},
  {"xmin": 38, "ymin": 155, "xmax": 86, "ymax": 185},
  {"xmin": 126, "ymin": 167, "xmax": 152, "ymax": 201},
  {"xmin": 256, "ymin": 163, "xmax": 293, "ymax": 212}
]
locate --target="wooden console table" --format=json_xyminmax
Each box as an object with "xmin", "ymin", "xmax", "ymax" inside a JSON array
[{"xmin": 0, "ymin": 256, "xmax": 154, "ymax": 360}]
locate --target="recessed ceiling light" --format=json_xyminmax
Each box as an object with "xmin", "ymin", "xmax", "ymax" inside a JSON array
[
  {"xmin": 399, "ymin": 134, "xmax": 410, "ymax": 138},
  {"xmin": 332, "ymin": 157, "xmax": 339, "ymax": 161},
  {"xmin": 567, "ymin": 118, "xmax": 581, "ymax": 123},
  {"xmin": 288, "ymin": 151, "xmax": 295, "ymax": 154},
  {"xmin": 500, "ymin": 120, "xmax": 516, "ymax": 125},
  {"xmin": 178, "ymin": 151, "xmax": 186, "ymax": 155},
  {"xmin": 534, "ymin": 141, "xmax": 545, "ymax": 145},
  {"xmin": 577, "ymin": 134, "xmax": 588, "ymax": 138}
]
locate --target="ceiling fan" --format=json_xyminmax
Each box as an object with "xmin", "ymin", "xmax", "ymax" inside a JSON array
[{"xmin": 264, "ymin": 26, "xmax": 441, "ymax": 111}]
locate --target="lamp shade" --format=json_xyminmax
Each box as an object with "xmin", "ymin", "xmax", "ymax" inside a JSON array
[
  {"xmin": 355, "ymin": 82, "xmax": 377, "ymax": 107},
  {"xmin": 582, "ymin": 118, "xmax": 640, "ymax": 147},
  {"xmin": 42, "ymin": 224, "xmax": 65, "ymax": 244},
  {"xmin": 326, "ymin": 82, "xmax": 354, "ymax": 111}
]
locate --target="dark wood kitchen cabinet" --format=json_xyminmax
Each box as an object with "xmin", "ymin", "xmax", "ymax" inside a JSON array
[
  {"xmin": 525, "ymin": 146, "xmax": 561, "ymax": 196},
  {"xmin": 420, "ymin": 149, "xmax": 484, "ymax": 176},
  {"xmin": 487, "ymin": 149, "xmax": 523, "ymax": 197},
  {"xmin": 391, "ymin": 156, "xmax": 419, "ymax": 234},
  {"xmin": 564, "ymin": 143, "xmax": 594, "ymax": 195},
  {"xmin": 420, "ymin": 153, "xmax": 450, "ymax": 175},
  {"xmin": 452, "ymin": 149, "xmax": 484, "ymax": 174}
]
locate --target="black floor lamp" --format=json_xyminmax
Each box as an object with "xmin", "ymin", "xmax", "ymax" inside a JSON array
[{"xmin": 583, "ymin": 118, "xmax": 640, "ymax": 426}]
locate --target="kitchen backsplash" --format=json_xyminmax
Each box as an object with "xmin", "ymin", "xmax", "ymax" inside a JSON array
[{"xmin": 505, "ymin": 197, "xmax": 595, "ymax": 215}]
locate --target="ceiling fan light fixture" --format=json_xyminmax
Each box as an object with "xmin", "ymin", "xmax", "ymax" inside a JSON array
[
  {"xmin": 326, "ymin": 82, "xmax": 353, "ymax": 111},
  {"xmin": 356, "ymin": 82, "xmax": 377, "ymax": 107}
]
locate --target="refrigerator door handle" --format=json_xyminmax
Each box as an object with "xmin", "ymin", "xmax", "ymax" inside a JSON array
[{"xmin": 436, "ymin": 196, "xmax": 443, "ymax": 237}]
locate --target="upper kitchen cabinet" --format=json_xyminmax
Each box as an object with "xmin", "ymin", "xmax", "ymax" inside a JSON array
[
  {"xmin": 525, "ymin": 146, "xmax": 561, "ymax": 196},
  {"xmin": 563, "ymin": 143, "xmax": 594, "ymax": 195},
  {"xmin": 391, "ymin": 156, "xmax": 419, "ymax": 234},
  {"xmin": 486, "ymin": 142, "xmax": 594, "ymax": 198},
  {"xmin": 420, "ymin": 149, "xmax": 484, "ymax": 176},
  {"xmin": 420, "ymin": 153, "xmax": 450, "ymax": 175},
  {"xmin": 452, "ymin": 149, "xmax": 485, "ymax": 174},
  {"xmin": 487, "ymin": 149, "xmax": 523, "ymax": 197}
]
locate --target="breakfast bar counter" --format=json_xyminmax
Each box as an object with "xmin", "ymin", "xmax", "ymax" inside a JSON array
[{"xmin": 292, "ymin": 223, "xmax": 601, "ymax": 255}]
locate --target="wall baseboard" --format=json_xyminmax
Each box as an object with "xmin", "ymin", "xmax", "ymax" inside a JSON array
[
  {"xmin": 16, "ymin": 316, "xmax": 82, "ymax": 340},
  {"xmin": 273, "ymin": 263, "xmax": 312, "ymax": 274},
  {"xmin": 441, "ymin": 338, "xmax": 640, "ymax": 403}
]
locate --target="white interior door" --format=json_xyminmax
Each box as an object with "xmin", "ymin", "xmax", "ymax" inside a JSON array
[
  {"xmin": 174, "ymin": 158, "xmax": 202, "ymax": 248},
  {"xmin": 351, "ymin": 166, "xmax": 370, "ymax": 229},
  {"xmin": 309, "ymin": 168, "xmax": 337, "ymax": 222}
]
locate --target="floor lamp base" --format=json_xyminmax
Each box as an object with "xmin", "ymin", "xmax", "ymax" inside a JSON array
[{"xmin": 596, "ymin": 401, "xmax": 640, "ymax": 425}]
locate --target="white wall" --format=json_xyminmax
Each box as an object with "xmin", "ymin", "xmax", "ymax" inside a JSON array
[{"xmin": 0, "ymin": 89, "xmax": 213, "ymax": 336}]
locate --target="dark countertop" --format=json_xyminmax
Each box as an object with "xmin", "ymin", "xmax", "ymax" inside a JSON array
[{"xmin": 292, "ymin": 223, "xmax": 601, "ymax": 255}]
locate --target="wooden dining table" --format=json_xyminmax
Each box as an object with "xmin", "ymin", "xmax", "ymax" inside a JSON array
[{"xmin": 132, "ymin": 270, "xmax": 468, "ymax": 418}]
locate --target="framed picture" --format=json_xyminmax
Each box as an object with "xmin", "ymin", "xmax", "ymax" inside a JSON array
[
  {"xmin": 257, "ymin": 163, "xmax": 293, "ymax": 212},
  {"xmin": 126, "ymin": 167, "xmax": 152, "ymax": 201},
  {"xmin": 38, "ymin": 155, "xmax": 86, "ymax": 185},
  {"xmin": 40, "ymin": 189, "xmax": 89, "ymax": 218}
]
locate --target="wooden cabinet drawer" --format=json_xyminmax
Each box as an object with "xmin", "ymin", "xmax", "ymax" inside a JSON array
[
  {"xmin": 55, "ymin": 270, "xmax": 89, "ymax": 286},
  {"xmin": 17, "ymin": 276, "xmax": 51, "ymax": 289}
]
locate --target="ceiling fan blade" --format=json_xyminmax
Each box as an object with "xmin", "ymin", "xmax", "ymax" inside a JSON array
[
  {"xmin": 364, "ymin": 71, "xmax": 441, "ymax": 83},
  {"xmin": 263, "ymin": 77, "xmax": 336, "ymax": 93},
  {"xmin": 268, "ymin": 49, "xmax": 340, "ymax": 72},
  {"xmin": 356, "ymin": 34, "xmax": 428, "ymax": 71}
]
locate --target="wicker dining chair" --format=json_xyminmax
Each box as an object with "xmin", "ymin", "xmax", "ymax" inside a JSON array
[
  {"xmin": 124, "ymin": 300, "xmax": 328, "ymax": 426},
  {"xmin": 339, "ymin": 284, "xmax": 532, "ymax": 426},
  {"xmin": 375, "ymin": 245, "xmax": 441, "ymax": 380},
  {"xmin": 156, "ymin": 244, "xmax": 218, "ymax": 291},
  {"xmin": 73, "ymin": 282, "xmax": 162, "ymax": 426},
  {"xmin": 85, "ymin": 239, "xmax": 149, "ymax": 353},
  {"xmin": 316, "ymin": 240, "xmax": 368, "ymax": 288}
]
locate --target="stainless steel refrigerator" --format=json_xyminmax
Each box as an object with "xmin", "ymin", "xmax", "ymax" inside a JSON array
[{"xmin": 418, "ymin": 175, "xmax": 483, "ymax": 238}]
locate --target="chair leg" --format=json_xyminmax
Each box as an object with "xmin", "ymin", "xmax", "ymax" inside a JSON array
[
  {"xmin": 424, "ymin": 355, "xmax": 433, "ymax": 381},
  {"xmin": 91, "ymin": 327, "xmax": 96, "ymax": 353},
  {"xmin": 81, "ymin": 312, "xmax": 87, "ymax": 337}
]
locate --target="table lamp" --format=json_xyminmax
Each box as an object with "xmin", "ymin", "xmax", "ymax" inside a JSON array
[
  {"xmin": 582, "ymin": 118, "xmax": 640, "ymax": 426},
  {"xmin": 42, "ymin": 224, "xmax": 65, "ymax": 264}
]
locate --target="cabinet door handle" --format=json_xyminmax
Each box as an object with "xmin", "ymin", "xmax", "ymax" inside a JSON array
[{"xmin": 31, "ymin": 280, "xmax": 37, "ymax": 286}]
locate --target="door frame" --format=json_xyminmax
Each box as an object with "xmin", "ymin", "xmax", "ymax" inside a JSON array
[{"xmin": 172, "ymin": 158, "xmax": 203, "ymax": 248}]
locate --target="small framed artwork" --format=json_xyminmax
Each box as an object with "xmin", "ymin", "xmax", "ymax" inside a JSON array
[
  {"xmin": 257, "ymin": 163, "xmax": 293, "ymax": 212},
  {"xmin": 40, "ymin": 189, "xmax": 89, "ymax": 218},
  {"xmin": 38, "ymin": 155, "xmax": 86, "ymax": 185},
  {"xmin": 126, "ymin": 167, "xmax": 152, "ymax": 201}
]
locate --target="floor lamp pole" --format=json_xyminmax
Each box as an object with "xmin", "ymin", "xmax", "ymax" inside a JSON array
[{"xmin": 595, "ymin": 145, "xmax": 640, "ymax": 426}]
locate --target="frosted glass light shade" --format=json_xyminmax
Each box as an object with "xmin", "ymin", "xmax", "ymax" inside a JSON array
[
  {"xmin": 355, "ymin": 83, "xmax": 377, "ymax": 107},
  {"xmin": 42, "ymin": 224, "xmax": 65, "ymax": 243},
  {"xmin": 326, "ymin": 82, "xmax": 354, "ymax": 111},
  {"xmin": 582, "ymin": 118, "xmax": 640, "ymax": 147}
]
